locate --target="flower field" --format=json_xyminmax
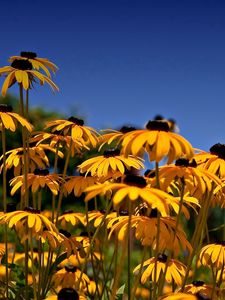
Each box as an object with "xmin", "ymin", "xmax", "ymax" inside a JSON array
[{"xmin": 0, "ymin": 52, "xmax": 225, "ymax": 299}]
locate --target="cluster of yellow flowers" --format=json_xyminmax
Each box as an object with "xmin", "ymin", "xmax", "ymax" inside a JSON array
[{"xmin": 0, "ymin": 52, "xmax": 225, "ymax": 300}]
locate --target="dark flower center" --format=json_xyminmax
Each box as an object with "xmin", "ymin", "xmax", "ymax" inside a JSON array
[
  {"xmin": 154, "ymin": 114, "xmax": 164, "ymax": 121},
  {"xmin": 175, "ymin": 158, "xmax": 197, "ymax": 168},
  {"xmin": 80, "ymin": 231, "xmax": 93, "ymax": 237},
  {"xmin": 65, "ymin": 265, "xmax": 77, "ymax": 273},
  {"xmin": 103, "ymin": 148, "xmax": 120, "ymax": 157},
  {"xmin": 0, "ymin": 104, "xmax": 13, "ymax": 112},
  {"xmin": 149, "ymin": 208, "xmax": 158, "ymax": 218},
  {"xmin": 59, "ymin": 229, "xmax": 71, "ymax": 238},
  {"xmin": 157, "ymin": 253, "xmax": 167, "ymax": 263},
  {"xmin": 123, "ymin": 175, "xmax": 147, "ymax": 188},
  {"xmin": 210, "ymin": 143, "xmax": 225, "ymax": 160},
  {"xmin": 215, "ymin": 241, "xmax": 225, "ymax": 246},
  {"xmin": 58, "ymin": 288, "xmax": 79, "ymax": 300},
  {"xmin": 67, "ymin": 116, "xmax": 84, "ymax": 126},
  {"xmin": 144, "ymin": 169, "xmax": 156, "ymax": 178},
  {"xmin": 6, "ymin": 203, "xmax": 17, "ymax": 212},
  {"xmin": 34, "ymin": 168, "xmax": 49, "ymax": 176},
  {"xmin": 62, "ymin": 210, "xmax": 74, "ymax": 215},
  {"xmin": 20, "ymin": 51, "xmax": 37, "ymax": 59},
  {"xmin": 11, "ymin": 59, "xmax": 32, "ymax": 70},
  {"xmin": 119, "ymin": 126, "xmax": 136, "ymax": 133},
  {"xmin": 196, "ymin": 292, "xmax": 211, "ymax": 300},
  {"xmin": 24, "ymin": 207, "xmax": 41, "ymax": 214},
  {"xmin": 145, "ymin": 120, "xmax": 169, "ymax": 132},
  {"xmin": 119, "ymin": 210, "xmax": 129, "ymax": 216},
  {"xmin": 192, "ymin": 280, "xmax": 205, "ymax": 287}
]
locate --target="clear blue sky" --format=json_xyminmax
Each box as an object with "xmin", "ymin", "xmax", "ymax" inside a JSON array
[{"xmin": 1, "ymin": 0, "xmax": 225, "ymax": 151}]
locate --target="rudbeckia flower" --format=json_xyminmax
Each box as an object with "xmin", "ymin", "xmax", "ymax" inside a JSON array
[
  {"xmin": 0, "ymin": 104, "xmax": 33, "ymax": 132},
  {"xmin": 0, "ymin": 207, "xmax": 57, "ymax": 235},
  {"xmin": 133, "ymin": 253, "xmax": 186, "ymax": 285},
  {"xmin": 194, "ymin": 144, "xmax": 225, "ymax": 179},
  {"xmin": 184, "ymin": 281, "xmax": 215, "ymax": 298},
  {"xmin": 0, "ymin": 59, "xmax": 59, "ymax": 96},
  {"xmin": 31, "ymin": 131, "xmax": 88, "ymax": 156},
  {"xmin": 154, "ymin": 158, "xmax": 221, "ymax": 198},
  {"xmin": 121, "ymin": 120, "xmax": 194, "ymax": 163},
  {"xmin": 0, "ymin": 144, "xmax": 63, "ymax": 176},
  {"xmin": 45, "ymin": 117, "xmax": 99, "ymax": 147},
  {"xmin": 64, "ymin": 175, "xmax": 99, "ymax": 197},
  {"xmin": 52, "ymin": 265, "xmax": 90, "ymax": 290},
  {"xmin": 10, "ymin": 168, "xmax": 62, "ymax": 196},
  {"xmin": 199, "ymin": 242, "xmax": 225, "ymax": 269},
  {"xmin": 88, "ymin": 210, "xmax": 118, "ymax": 227},
  {"xmin": 59, "ymin": 230, "xmax": 85, "ymax": 258},
  {"xmin": 57, "ymin": 210, "xmax": 86, "ymax": 229},
  {"xmin": 108, "ymin": 214, "xmax": 192, "ymax": 255},
  {"xmin": 98, "ymin": 125, "xmax": 137, "ymax": 150},
  {"xmin": 158, "ymin": 292, "xmax": 210, "ymax": 300},
  {"xmin": 9, "ymin": 51, "xmax": 58, "ymax": 77},
  {"xmin": 78, "ymin": 149, "xmax": 144, "ymax": 179},
  {"xmin": 44, "ymin": 288, "xmax": 87, "ymax": 300},
  {"xmin": 85, "ymin": 175, "xmax": 186, "ymax": 217}
]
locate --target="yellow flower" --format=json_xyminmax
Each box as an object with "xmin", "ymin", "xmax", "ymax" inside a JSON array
[
  {"xmin": 85, "ymin": 175, "xmax": 185, "ymax": 217},
  {"xmin": 58, "ymin": 230, "xmax": 85, "ymax": 258},
  {"xmin": 9, "ymin": 51, "xmax": 58, "ymax": 77},
  {"xmin": 52, "ymin": 265, "xmax": 90, "ymax": 290},
  {"xmin": 133, "ymin": 254, "xmax": 186, "ymax": 285},
  {"xmin": 64, "ymin": 175, "xmax": 99, "ymax": 197},
  {"xmin": 98, "ymin": 125, "xmax": 137, "ymax": 150},
  {"xmin": 31, "ymin": 131, "xmax": 87, "ymax": 156},
  {"xmin": 199, "ymin": 242, "xmax": 225, "ymax": 269},
  {"xmin": 78, "ymin": 149, "xmax": 144, "ymax": 179},
  {"xmin": 44, "ymin": 288, "xmax": 87, "ymax": 300},
  {"xmin": 158, "ymin": 292, "xmax": 209, "ymax": 300},
  {"xmin": 121, "ymin": 120, "xmax": 194, "ymax": 163},
  {"xmin": 154, "ymin": 158, "xmax": 221, "ymax": 198},
  {"xmin": 135, "ymin": 286, "xmax": 150, "ymax": 299},
  {"xmin": 194, "ymin": 144, "xmax": 225, "ymax": 179},
  {"xmin": 45, "ymin": 117, "xmax": 99, "ymax": 147},
  {"xmin": 0, "ymin": 144, "xmax": 63, "ymax": 176},
  {"xmin": 88, "ymin": 210, "xmax": 118, "ymax": 227},
  {"xmin": 57, "ymin": 211, "xmax": 86, "ymax": 229},
  {"xmin": 108, "ymin": 213, "xmax": 192, "ymax": 255},
  {"xmin": 0, "ymin": 207, "xmax": 57, "ymax": 235},
  {"xmin": 10, "ymin": 169, "xmax": 62, "ymax": 196},
  {"xmin": 0, "ymin": 104, "xmax": 33, "ymax": 132},
  {"xmin": 0, "ymin": 59, "xmax": 59, "ymax": 96},
  {"xmin": 184, "ymin": 281, "xmax": 215, "ymax": 299}
]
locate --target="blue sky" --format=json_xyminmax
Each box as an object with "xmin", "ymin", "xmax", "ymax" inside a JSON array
[{"xmin": 1, "ymin": 0, "xmax": 225, "ymax": 151}]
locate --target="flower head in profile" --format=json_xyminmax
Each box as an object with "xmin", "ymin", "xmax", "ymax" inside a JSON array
[
  {"xmin": 45, "ymin": 117, "xmax": 99, "ymax": 147},
  {"xmin": 64, "ymin": 174, "xmax": 99, "ymax": 197},
  {"xmin": 199, "ymin": 242, "xmax": 225, "ymax": 269},
  {"xmin": 52, "ymin": 264, "xmax": 90, "ymax": 290},
  {"xmin": 78, "ymin": 149, "xmax": 144, "ymax": 179},
  {"xmin": 154, "ymin": 158, "xmax": 221, "ymax": 198},
  {"xmin": 0, "ymin": 207, "xmax": 57, "ymax": 235},
  {"xmin": 121, "ymin": 120, "xmax": 193, "ymax": 163},
  {"xmin": 98, "ymin": 125, "xmax": 137, "ymax": 150},
  {"xmin": 158, "ymin": 292, "xmax": 211, "ymax": 300},
  {"xmin": 195, "ymin": 143, "xmax": 225, "ymax": 179},
  {"xmin": 57, "ymin": 210, "xmax": 86, "ymax": 230},
  {"xmin": 133, "ymin": 253, "xmax": 186, "ymax": 285},
  {"xmin": 9, "ymin": 51, "xmax": 58, "ymax": 77},
  {"xmin": 85, "ymin": 175, "xmax": 186, "ymax": 217},
  {"xmin": 10, "ymin": 168, "xmax": 62, "ymax": 196},
  {"xmin": 0, "ymin": 144, "xmax": 63, "ymax": 176},
  {"xmin": 0, "ymin": 58, "xmax": 59, "ymax": 96},
  {"xmin": 184, "ymin": 281, "xmax": 215, "ymax": 299},
  {"xmin": 108, "ymin": 213, "xmax": 192, "ymax": 255},
  {"xmin": 0, "ymin": 104, "xmax": 33, "ymax": 132}
]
